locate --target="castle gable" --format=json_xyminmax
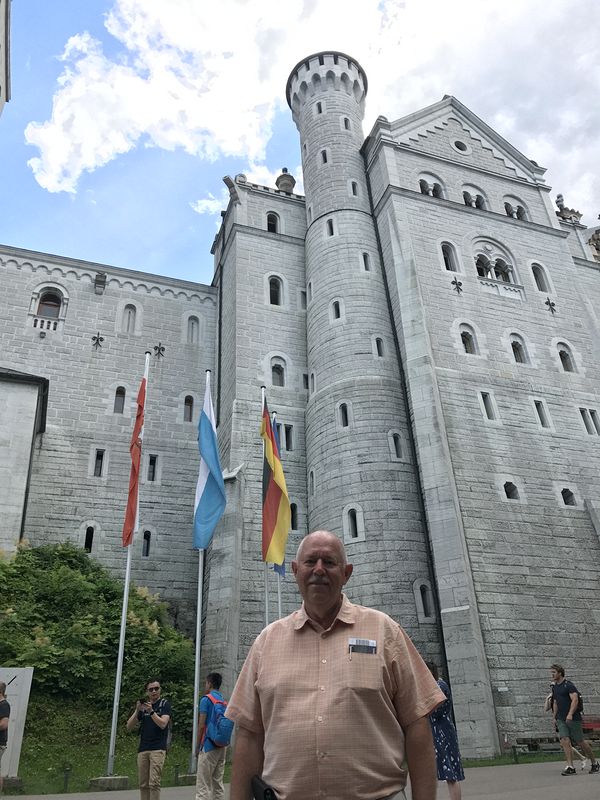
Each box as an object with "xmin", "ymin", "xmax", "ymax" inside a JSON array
[{"xmin": 388, "ymin": 97, "xmax": 545, "ymax": 184}]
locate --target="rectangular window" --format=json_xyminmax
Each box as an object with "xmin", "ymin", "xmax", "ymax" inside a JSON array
[
  {"xmin": 303, "ymin": 373, "xmax": 309, "ymax": 390},
  {"xmin": 284, "ymin": 424, "xmax": 294, "ymax": 451},
  {"xmin": 580, "ymin": 407, "xmax": 595, "ymax": 435},
  {"xmin": 300, "ymin": 290, "xmax": 307, "ymax": 310},
  {"xmin": 480, "ymin": 392, "xmax": 496, "ymax": 421},
  {"xmin": 93, "ymin": 449, "xmax": 105, "ymax": 477},
  {"xmin": 534, "ymin": 400, "xmax": 550, "ymax": 429},
  {"xmin": 147, "ymin": 454, "xmax": 158, "ymax": 482},
  {"xmin": 321, "ymin": 150, "xmax": 328, "ymax": 164},
  {"xmin": 591, "ymin": 410, "xmax": 600, "ymax": 435}
]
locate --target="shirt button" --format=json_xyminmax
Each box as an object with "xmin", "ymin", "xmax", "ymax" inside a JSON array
[
  {"xmin": 317, "ymin": 715, "xmax": 323, "ymax": 722},
  {"xmin": 321, "ymin": 659, "xmax": 327, "ymax": 664}
]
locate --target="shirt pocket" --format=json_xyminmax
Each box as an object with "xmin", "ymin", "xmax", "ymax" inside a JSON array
[{"xmin": 337, "ymin": 652, "xmax": 385, "ymax": 696}]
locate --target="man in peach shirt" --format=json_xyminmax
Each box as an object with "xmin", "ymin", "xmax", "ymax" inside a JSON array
[{"xmin": 227, "ymin": 531, "xmax": 444, "ymax": 800}]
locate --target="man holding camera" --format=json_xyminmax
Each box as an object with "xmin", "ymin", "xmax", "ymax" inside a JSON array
[{"xmin": 126, "ymin": 679, "xmax": 172, "ymax": 800}]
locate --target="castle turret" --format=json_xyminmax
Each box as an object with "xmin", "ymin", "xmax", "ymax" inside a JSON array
[{"xmin": 286, "ymin": 52, "xmax": 439, "ymax": 642}]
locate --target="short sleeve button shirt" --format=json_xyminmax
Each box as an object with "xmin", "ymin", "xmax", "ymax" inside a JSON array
[{"xmin": 226, "ymin": 595, "xmax": 444, "ymax": 800}]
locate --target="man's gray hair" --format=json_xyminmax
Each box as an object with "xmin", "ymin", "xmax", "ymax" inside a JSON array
[{"xmin": 295, "ymin": 531, "xmax": 347, "ymax": 566}]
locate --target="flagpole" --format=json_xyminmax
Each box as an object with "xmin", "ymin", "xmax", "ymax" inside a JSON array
[
  {"xmin": 107, "ymin": 350, "xmax": 151, "ymax": 777},
  {"xmin": 190, "ymin": 546, "xmax": 205, "ymax": 773},
  {"xmin": 261, "ymin": 386, "xmax": 269, "ymax": 628}
]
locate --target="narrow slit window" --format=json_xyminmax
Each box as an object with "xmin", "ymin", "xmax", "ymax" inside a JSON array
[
  {"xmin": 310, "ymin": 373, "xmax": 315, "ymax": 394},
  {"xmin": 284, "ymin": 424, "xmax": 293, "ymax": 451},
  {"xmin": 343, "ymin": 117, "xmax": 350, "ymax": 130},
  {"xmin": 362, "ymin": 253, "xmax": 371, "ymax": 271},
  {"xmin": 94, "ymin": 449, "xmax": 105, "ymax": 478},
  {"xmin": 113, "ymin": 386, "xmax": 126, "ymax": 414},
  {"xmin": 461, "ymin": 330, "xmax": 476, "ymax": 354},
  {"xmin": 269, "ymin": 277, "xmax": 282, "ymax": 305},
  {"xmin": 558, "ymin": 347, "xmax": 575, "ymax": 372},
  {"xmin": 351, "ymin": 181, "xmax": 358, "ymax": 196},
  {"xmin": 580, "ymin": 408, "xmax": 595, "ymax": 434},
  {"xmin": 272, "ymin": 364, "xmax": 285, "ymax": 387},
  {"xmin": 316, "ymin": 101, "xmax": 322, "ymax": 114},
  {"xmin": 442, "ymin": 243, "xmax": 457, "ymax": 272},
  {"xmin": 532, "ymin": 264, "xmax": 549, "ymax": 292},
  {"xmin": 147, "ymin": 454, "xmax": 158, "ymax": 482},
  {"xmin": 303, "ymin": 373, "xmax": 309, "ymax": 391},
  {"xmin": 307, "ymin": 282, "xmax": 313, "ymax": 303},
  {"xmin": 290, "ymin": 503, "xmax": 298, "ymax": 530},
  {"xmin": 339, "ymin": 403, "xmax": 349, "ymax": 428},
  {"xmin": 321, "ymin": 150, "xmax": 328, "ymax": 164},
  {"xmin": 300, "ymin": 290, "xmax": 307, "ymax": 309},
  {"xmin": 123, "ymin": 304, "xmax": 137, "ymax": 334},
  {"xmin": 504, "ymin": 481, "xmax": 519, "ymax": 500},
  {"xmin": 184, "ymin": 395, "xmax": 194, "ymax": 422},
  {"xmin": 309, "ymin": 470, "xmax": 315, "ymax": 496},
  {"xmin": 142, "ymin": 530, "xmax": 151, "ymax": 557},
  {"xmin": 590, "ymin": 410, "xmax": 600, "ymax": 435},
  {"xmin": 534, "ymin": 400, "xmax": 550, "ymax": 428},
  {"xmin": 392, "ymin": 433, "xmax": 402, "ymax": 459},
  {"xmin": 187, "ymin": 316, "xmax": 199, "ymax": 344},
  {"xmin": 267, "ymin": 213, "xmax": 279, "ymax": 234},
  {"xmin": 481, "ymin": 392, "xmax": 496, "ymax": 421},
  {"xmin": 326, "ymin": 219, "xmax": 334, "ymax": 237},
  {"xmin": 84, "ymin": 527, "xmax": 94, "ymax": 553},
  {"xmin": 511, "ymin": 340, "xmax": 527, "ymax": 364},
  {"xmin": 332, "ymin": 301, "xmax": 341, "ymax": 319},
  {"xmin": 420, "ymin": 584, "xmax": 432, "ymax": 618},
  {"xmin": 375, "ymin": 338, "xmax": 384, "ymax": 357},
  {"xmin": 348, "ymin": 508, "xmax": 358, "ymax": 538}
]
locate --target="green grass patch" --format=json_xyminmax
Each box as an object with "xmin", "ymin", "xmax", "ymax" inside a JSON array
[{"xmin": 463, "ymin": 751, "xmax": 565, "ymax": 768}]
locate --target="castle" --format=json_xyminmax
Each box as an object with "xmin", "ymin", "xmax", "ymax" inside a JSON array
[{"xmin": 2, "ymin": 51, "xmax": 600, "ymax": 758}]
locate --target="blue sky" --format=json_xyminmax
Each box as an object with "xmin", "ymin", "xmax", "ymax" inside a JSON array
[{"xmin": 1, "ymin": 1, "xmax": 598, "ymax": 286}]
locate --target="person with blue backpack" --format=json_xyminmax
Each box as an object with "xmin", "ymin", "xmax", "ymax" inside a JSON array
[{"xmin": 195, "ymin": 672, "xmax": 233, "ymax": 800}]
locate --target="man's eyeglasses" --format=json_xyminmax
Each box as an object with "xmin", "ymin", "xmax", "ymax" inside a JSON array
[{"xmin": 148, "ymin": 686, "xmax": 160, "ymax": 692}]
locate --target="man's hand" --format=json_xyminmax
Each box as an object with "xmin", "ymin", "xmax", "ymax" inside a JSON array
[
  {"xmin": 404, "ymin": 715, "xmax": 437, "ymax": 800},
  {"xmin": 229, "ymin": 725, "xmax": 265, "ymax": 800}
]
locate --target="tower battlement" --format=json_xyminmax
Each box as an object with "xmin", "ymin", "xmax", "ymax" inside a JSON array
[{"xmin": 286, "ymin": 51, "xmax": 367, "ymax": 124}]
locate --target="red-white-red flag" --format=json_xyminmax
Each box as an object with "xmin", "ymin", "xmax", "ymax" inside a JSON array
[{"xmin": 122, "ymin": 377, "xmax": 146, "ymax": 547}]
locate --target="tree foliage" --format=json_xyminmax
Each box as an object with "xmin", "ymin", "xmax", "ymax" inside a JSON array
[{"xmin": 0, "ymin": 543, "xmax": 194, "ymax": 733}]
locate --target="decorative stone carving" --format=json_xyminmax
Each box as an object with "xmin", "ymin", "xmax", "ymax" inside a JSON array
[
  {"xmin": 588, "ymin": 219, "xmax": 600, "ymax": 262},
  {"xmin": 555, "ymin": 194, "xmax": 583, "ymax": 223}
]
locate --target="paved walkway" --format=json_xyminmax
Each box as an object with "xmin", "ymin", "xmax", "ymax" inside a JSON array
[{"xmin": 13, "ymin": 761, "xmax": 600, "ymax": 800}]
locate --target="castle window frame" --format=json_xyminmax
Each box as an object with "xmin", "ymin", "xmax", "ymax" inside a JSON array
[
  {"xmin": 84, "ymin": 526, "xmax": 94, "ymax": 553},
  {"xmin": 88, "ymin": 446, "xmax": 109, "ymax": 480},
  {"xmin": 183, "ymin": 395, "xmax": 194, "ymax": 422},
  {"xmin": 350, "ymin": 180, "xmax": 359, "ymax": 197},
  {"xmin": 504, "ymin": 481, "xmax": 520, "ymax": 500},
  {"xmin": 459, "ymin": 323, "xmax": 479, "ymax": 355},
  {"xmin": 266, "ymin": 212, "xmax": 280, "ymax": 234},
  {"xmin": 388, "ymin": 430, "xmax": 405, "ymax": 461},
  {"xmin": 341, "ymin": 116, "xmax": 351, "ymax": 131},
  {"xmin": 463, "ymin": 188, "xmax": 487, "ymax": 210},
  {"xmin": 29, "ymin": 283, "xmax": 70, "ymax": 332},
  {"xmin": 325, "ymin": 218, "xmax": 335, "ymax": 237},
  {"xmin": 413, "ymin": 578, "xmax": 436, "ymax": 623},
  {"xmin": 310, "ymin": 372, "xmax": 316, "ymax": 394},
  {"xmin": 440, "ymin": 241, "xmax": 460, "ymax": 273},
  {"xmin": 187, "ymin": 315, "xmax": 200, "ymax": 344},
  {"xmin": 319, "ymin": 149, "xmax": 330, "ymax": 166},
  {"xmin": 329, "ymin": 297, "xmax": 345, "ymax": 324},
  {"xmin": 290, "ymin": 502, "xmax": 299, "ymax": 531},
  {"xmin": 478, "ymin": 390, "xmax": 500, "ymax": 424},
  {"xmin": 143, "ymin": 452, "xmax": 162, "ymax": 485},
  {"xmin": 531, "ymin": 397, "xmax": 553, "ymax": 431},
  {"xmin": 509, "ymin": 333, "xmax": 530, "ymax": 365},
  {"xmin": 552, "ymin": 482, "xmax": 580, "ymax": 508},
  {"xmin": 342, "ymin": 503, "xmax": 365, "ymax": 543},
  {"xmin": 473, "ymin": 240, "xmax": 522, "ymax": 296},
  {"xmin": 496, "ymin": 474, "xmax": 526, "ymax": 503},
  {"xmin": 113, "ymin": 386, "xmax": 126, "ymax": 414},
  {"xmin": 307, "ymin": 281, "xmax": 313, "ymax": 304},
  {"xmin": 503, "ymin": 195, "xmax": 529, "ymax": 222},
  {"xmin": 373, "ymin": 336, "xmax": 385, "ymax": 358},
  {"xmin": 579, "ymin": 407, "xmax": 600, "ymax": 436},
  {"xmin": 337, "ymin": 401, "xmax": 352, "ymax": 429},
  {"xmin": 418, "ymin": 174, "xmax": 445, "ymax": 199},
  {"xmin": 269, "ymin": 275, "xmax": 284, "ymax": 306},
  {"xmin": 142, "ymin": 530, "xmax": 152, "ymax": 557},
  {"xmin": 123, "ymin": 304, "xmax": 137, "ymax": 334},
  {"xmin": 299, "ymin": 289, "xmax": 307, "ymax": 310},
  {"xmin": 315, "ymin": 100, "xmax": 323, "ymax": 115},
  {"xmin": 361, "ymin": 252, "xmax": 372, "ymax": 272},
  {"xmin": 271, "ymin": 356, "xmax": 287, "ymax": 387},
  {"xmin": 557, "ymin": 342, "xmax": 576, "ymax": 373},
  {"xmin": 37, "ymin": 290, "xmax": 62, "ymax": 319}
]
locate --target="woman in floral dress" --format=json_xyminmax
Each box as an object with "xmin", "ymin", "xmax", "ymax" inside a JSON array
[{"xmin": 426, "ymin": 662, "xmax": 465, "ymax": 800}]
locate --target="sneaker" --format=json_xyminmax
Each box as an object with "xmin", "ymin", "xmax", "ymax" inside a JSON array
[
  {"xmin": 561, "ymin": 766, "xmax": 577, "ymax": 776},
  {"xmin": 590, "ymin": 762, "xmax": 600, "ymax": 774}
]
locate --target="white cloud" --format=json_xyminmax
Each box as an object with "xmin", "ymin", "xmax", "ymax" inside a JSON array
[
  {"xmin": 190, "ymin": 193, "xmax": 227, "ymax": 217},
  {"xmin": 24, "ymin": 0, "xmax": 600, "ymax": 223}
]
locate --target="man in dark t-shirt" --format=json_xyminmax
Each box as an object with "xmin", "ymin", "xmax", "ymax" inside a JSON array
[
  {"xmin": 550, "ymin": 663, "xmax": 599, "ymax": 776},
  {"xmin": 126, "ymin": 679, "xmax": 172, "ymax": 800},
  {"xmin": 0, "ymin": 681, "xmax": 10, "ymax": 793}
]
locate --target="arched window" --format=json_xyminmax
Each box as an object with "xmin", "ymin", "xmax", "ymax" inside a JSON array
[
  {"xmin": 269, "ymin": 277, "xmax": 283, "ymax": 306},
  {"xmin": 84, "ymin": 526, "xmax": 94, "ymax": 553},
  {"xmin": 290, "ymin": 503, "xmax": 298, "ymax": 530},
  {"xmin": 375, "ymin": 337, "xmax": 384, "ymax": 357},
  {"xmin": 432, "ymin": 183, "xmax": 443, "ymax": 199},
  {"xmin": 267, "ymin": 213, "xmax": 279, "ymax": 234},
  {"xmin": 184, "ymin": 395, "xmax": 194, "ymax": 422},
  {"xmin": 510, "ymin": 335, "xmax": 529, "ymax": 364},
  {"xmin": 504, "ymin": 202, "xmax": 516, "ymax": 218},
  {"xmin": 332, "ymin": 301, "xmax": 341, "ymax": 319},
  {"xmin": 463, "ymin": 190, "xmax": 474, "ymax": 207},
  {"xmin": 531, "ymin": 264, "xmax": 549, "ymax": 292},
  {"xmin": 516, "ymin": 206, "xmax": 527, "ymax": 221},
  {"xmin": 441, "ymin": 243, "xmax": 458, "ymax": 272},
  {"xmin": 123, "ymin": 304, "xmax": 137, "ymax": 334},
  {"xmin": 475, "ymin": 255, "xmax": 491, "ymax": 278},
  {"xmin": 475, "ymin": 194, "xmax": 486, "ymax": 209},
  {"xmin": 37, "ymin": 290, "xmax": 62, "ymax": 318},
  {"xmin": 459, "ymin": 324, "xmax": 478, "ymax": 355},
  {"xmin": 504, "ymin": 481, "xmax": 520, "ymax": 500},
  {"xmin": 561, "ymin": 488, "xmax": 576, "ymax": 506},
  {"xmin": 187, "ymin": 316, "xmax": 199, "ymax": 344},
  {"xmin": 392, "ymin": 433, "xmax": 402, "ymax": 459},
  {"xmin": 493, "ymin": 259, "xmax": 513, "ymax": 283},
  {"xmin": 113, "ymin": 386, "xmax": 126, "ymax": 414},
  {"xmin": 271, "ymin": 357, "xmax": 286, "ymax": 387},
  {"xmin": 419, "ymin": 179, "xmax": 430, "ymax": 195},
  {"xmin": 558, "ymin": 344, "xmax": 576, "ymax": 372},
  {"xmin": 142, "ymin": 530, "xmax": 151, "ymax": 557},
  {"xmin": 339, "ymin": 403, "xmax": 349, "ymax": 428},
  {"xmin": 347, "ymin": 508, "xmax": 358, "ymax": 538},
  {"xmin": 343, "ymin": 117, "xmax": 350, "ymax": 130}
]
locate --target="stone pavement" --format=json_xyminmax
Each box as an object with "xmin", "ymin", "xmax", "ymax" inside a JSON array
[{"xmin": 13, "ymin": 761, "xmax": 600, "ymax": 800}]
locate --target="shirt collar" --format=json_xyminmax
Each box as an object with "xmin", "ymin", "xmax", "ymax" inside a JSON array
[{"xmin": 293, "ymin": 593, "xmax": 356, "ymax": 631}]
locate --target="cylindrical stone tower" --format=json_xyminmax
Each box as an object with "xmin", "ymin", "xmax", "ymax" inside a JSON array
[{"xmin": 286, "ymin": 52, "xmax": 438, "ymax": 641}]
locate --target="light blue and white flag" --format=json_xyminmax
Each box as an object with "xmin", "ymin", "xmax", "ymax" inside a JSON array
[{"xmin": 193, "ymin": 372, "xmax": 226, "ymax": 550}]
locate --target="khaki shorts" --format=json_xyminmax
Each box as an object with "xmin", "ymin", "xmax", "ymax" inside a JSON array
[{"xmin": 557, "ymin": 718, "xmax": 584, "ymax": 742}]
